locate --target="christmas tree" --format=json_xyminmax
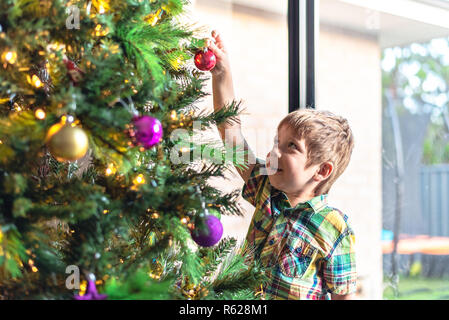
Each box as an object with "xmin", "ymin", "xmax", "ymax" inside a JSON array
[{"xmin": 0, "ymin": 0, "xmax": 266, "ymax": 299}]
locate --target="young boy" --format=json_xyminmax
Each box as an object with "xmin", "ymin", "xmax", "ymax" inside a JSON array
[{"xmin": 207, "ymin": 30, "xmax": 357, "ymax": 300}]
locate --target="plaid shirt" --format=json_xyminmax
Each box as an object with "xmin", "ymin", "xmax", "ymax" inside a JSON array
[{"xmin": 242, "ymin": 160, "xmax": 357, "ymax": 300}]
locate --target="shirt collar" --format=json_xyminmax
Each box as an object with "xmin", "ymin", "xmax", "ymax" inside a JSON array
[
  {"xmin": 271, "ymin": 188, "xmax": 328, "ymax": 214},
  {"xmin": 305, "ymin": 194, "xmax": 328, "ymax": 213}
]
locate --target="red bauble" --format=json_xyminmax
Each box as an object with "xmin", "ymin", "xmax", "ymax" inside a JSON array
[
  {"xmin": 194, "ymin": 48, "xmax": 216, "ymax": 71},
  {"xmin": 63, "ymin": 58, "xmax": 84, "ymax": 85}
]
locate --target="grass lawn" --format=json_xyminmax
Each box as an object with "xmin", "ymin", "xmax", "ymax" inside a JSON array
[{"xmin": 383, "ymin": 276, "xmax": 449, "ymax": 300}]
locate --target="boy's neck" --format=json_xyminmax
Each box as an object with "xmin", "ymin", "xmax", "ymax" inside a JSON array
[{"xmin": 284, "ymin": 191, "xmax": 316, "ymax": 208}]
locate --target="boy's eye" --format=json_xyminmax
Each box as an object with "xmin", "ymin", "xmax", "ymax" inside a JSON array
[{"xmin": 288, "ymin": 142, "xmax": 298, "ymax": 150}]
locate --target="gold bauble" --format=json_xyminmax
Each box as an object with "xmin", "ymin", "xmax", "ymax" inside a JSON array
[{"xmin": 46, "ymin": 123, "xmax": 89, "ymax": 162}]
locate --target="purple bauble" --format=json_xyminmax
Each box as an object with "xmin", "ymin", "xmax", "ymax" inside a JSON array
[
  {"xmin": 74, "ymin": 280, "xmax": 107, "ymax": 300},
  {"xmin": 132, "ymin": 115, "xmax": 163, "ymax": 149},
  {"xmin": 191, "ymin": 215, "xmax": 223, "ymax": 247}
]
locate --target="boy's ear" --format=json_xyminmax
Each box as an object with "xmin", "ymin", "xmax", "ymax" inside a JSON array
[{"xmin": 314, "ymin": 162, "xmax": 333, "ymax": 181}]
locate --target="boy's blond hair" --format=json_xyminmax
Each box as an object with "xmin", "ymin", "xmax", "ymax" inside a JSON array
[{"xmin": 278, "ymin": 108, "xmax": 354, "ymax": 196}]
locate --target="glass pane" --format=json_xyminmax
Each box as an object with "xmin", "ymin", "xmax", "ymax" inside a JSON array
[
  {"xmin": 319, "ymin": 0, "xmax": 449, "ymax": 299},
  {"xmin": 187, "ymin": 1, "xmax": 288, "ymax": 240}
]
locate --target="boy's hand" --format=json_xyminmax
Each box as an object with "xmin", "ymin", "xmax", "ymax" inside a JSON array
[{"xmin": 206, "ymin": 30, "xmax": 231, "ymax": 79}]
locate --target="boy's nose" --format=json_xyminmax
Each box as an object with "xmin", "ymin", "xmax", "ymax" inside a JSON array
[
  {"xmin": 267, "ymin": 145, "xmax": 281, "ymax": 162},
  {"xmin": 271, "ymin": 145, "xmax": 281, "ymax": 158},
  {"xmin": 266, "ymin": 147, "xmax": 280, "ymax": 174}
]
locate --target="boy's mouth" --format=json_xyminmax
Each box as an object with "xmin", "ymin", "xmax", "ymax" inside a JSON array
[
  {"xmin": 266, "ymin": 163, "xmax": 281, "ymax": 175},
  {"xmin": 266, "ymin": 158, "xmax": 282, "ymax": 174}
]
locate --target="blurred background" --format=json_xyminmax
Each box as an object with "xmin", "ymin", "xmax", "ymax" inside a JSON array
[{"xmin": 183, "ymin": 0, "xmax": 449, "ymax": 299}]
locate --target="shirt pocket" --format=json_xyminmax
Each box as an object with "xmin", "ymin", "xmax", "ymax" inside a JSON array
[{"xmin": 278, "ymin": 238, "xmax": 318, "ymax": 278}]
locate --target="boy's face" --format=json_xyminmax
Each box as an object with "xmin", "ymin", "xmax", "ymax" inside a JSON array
[{"xmin": 266, "ymin": 124, "xmax": 320, "ymax": 196}]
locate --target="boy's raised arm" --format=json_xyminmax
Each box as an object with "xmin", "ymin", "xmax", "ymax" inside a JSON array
[{"xmin": 207, "ymin": 30, "xmax": 255, "ymax": 184}]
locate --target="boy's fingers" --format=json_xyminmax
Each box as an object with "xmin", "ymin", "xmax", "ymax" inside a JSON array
[
  {"xmin": 208, "ymin": 40, "xmax": 224, "ymax": 58},
  {"xmin": 206, "ymin": 37, "xmax": 216, "ymax": 47},
  {"xmin": 211, "ymin": 30, "xmax": 225, "ymax": 49}
]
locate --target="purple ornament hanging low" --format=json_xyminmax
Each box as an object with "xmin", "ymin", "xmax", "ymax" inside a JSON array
[
  {"xmin": 74, "ymin": 280, "xmax": 107, "ymax": 300},
  {"xmin": 131, "ymin": 115, "xmax": 163, "ymax": 149},
  {"xmin": 190, "ymin": 215, "xmax": 223, "ymax": 247}
]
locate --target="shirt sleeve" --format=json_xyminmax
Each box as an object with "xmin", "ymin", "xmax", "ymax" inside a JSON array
[
  {"xmin": 242, "ymin": 159, "xmax": 269, "ymax": 207},
  {"xmin": 322, "ymin": 229, "xmax": 357, "ymax": 296}
]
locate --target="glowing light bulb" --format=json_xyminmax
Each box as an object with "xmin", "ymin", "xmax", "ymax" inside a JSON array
[
  {"xmin": 94, "ymin": 24, "xmax": 109, "ymax": 36},
  {"xmin": 2, "ymin": 51, "xmax": 17, "ymax": 64},
  {"xmin": 79, "ymin": 281, "xmax": 87, "ymax": 296},
  {"xmin": 93, "ymin": 0, "xmax": 109, "ymax": 13},
  {"xmin": 146, "ymin": 10, "xmax": 161, "ymax": 26},
  {"xmin": 28, "ymin": 74, "xmax": 43, "ymax": 88},
  {"xmin": 13, "ymin": 103, "xmax": 22, "ymax": 112},
  {"xmin": 133, "ymin": 174, "xmax": 145, "ymax": 185},
  {"xmin": 35, "ymin": 109, "xmax": 46, "ymax": 120},
  {"xmin": 33, "ymin": 75, "xmax": 42, "ymax": 88}
]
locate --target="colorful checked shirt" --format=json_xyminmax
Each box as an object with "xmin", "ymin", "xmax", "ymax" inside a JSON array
[{"xmin": 242, "ymin": 160, "xmax": 357, "ymax": 300}]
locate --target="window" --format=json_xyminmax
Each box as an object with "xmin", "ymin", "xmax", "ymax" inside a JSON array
[{"xmin": 319, "ymin": 0, "xmax": 449, "ymax": 299}]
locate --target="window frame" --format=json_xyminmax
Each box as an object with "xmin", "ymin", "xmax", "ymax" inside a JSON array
[{"xmin": 288, "ymin": 0, "xmax": 317, "ymax": 111}]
